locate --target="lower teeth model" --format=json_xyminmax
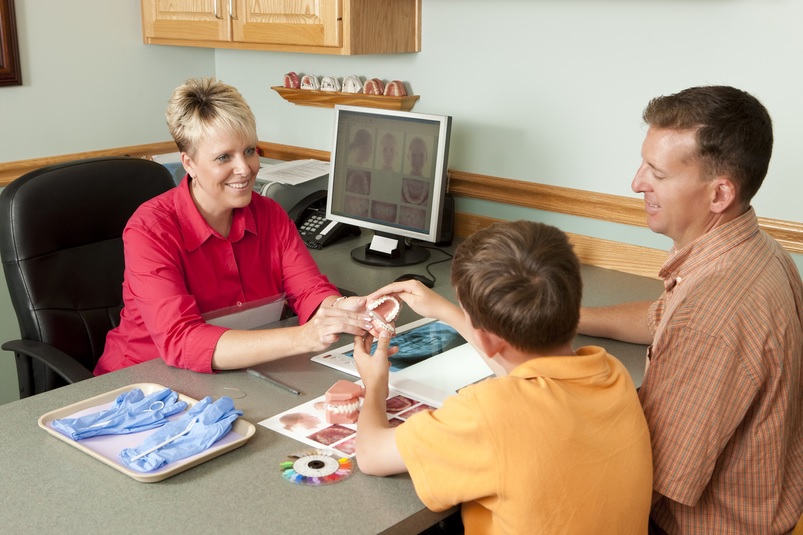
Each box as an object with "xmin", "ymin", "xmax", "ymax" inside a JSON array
[
  {"xmin": 367, "ymin": 296, "xmax": 401, "ymax": 334},
  {"xmin": 324, "ymin": 380, "xmax": 364, "ymax": 424}
]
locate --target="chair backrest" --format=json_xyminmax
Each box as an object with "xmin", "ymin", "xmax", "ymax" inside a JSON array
[{"xmin": 0, "ymin": 157, "xmax": 175, "ymax": 397}]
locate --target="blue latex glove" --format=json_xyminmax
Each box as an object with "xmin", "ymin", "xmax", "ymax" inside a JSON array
[
  {"xmin": 119, "ymin": 396, "xmax": 242, "ymax": 473},
  {"xmin": 51, "ymin": 388, "xmax": 188, "ymax": 441}
]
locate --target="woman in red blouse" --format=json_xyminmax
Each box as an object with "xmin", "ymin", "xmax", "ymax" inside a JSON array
[{"xmin": 95, "ymin": 78, "xmax": 373, "ymax": 375}]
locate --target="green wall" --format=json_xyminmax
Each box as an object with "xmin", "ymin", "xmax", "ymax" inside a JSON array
[{"xmin": 2, "ymin": 0, "xmax": 802, "ymax": 404}]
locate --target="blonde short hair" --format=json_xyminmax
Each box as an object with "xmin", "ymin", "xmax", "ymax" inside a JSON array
[{"xmin": 165, "ymin": 77, "xmax": 257, "ymax": 156}]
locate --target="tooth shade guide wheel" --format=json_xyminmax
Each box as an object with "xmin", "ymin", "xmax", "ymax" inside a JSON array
[{"xmin": 280, "ymin": 449, "xmax": 354, "ymax": 485}]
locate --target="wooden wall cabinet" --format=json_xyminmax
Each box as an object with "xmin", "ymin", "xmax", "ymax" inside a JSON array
[{"xmin": 141, "ymin": 0, "xmax": 421, "ymax": 55}]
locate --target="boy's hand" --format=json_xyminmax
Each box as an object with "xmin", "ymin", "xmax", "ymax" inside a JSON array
[
  {"xmin": 353, "ymin": 331, "xmax": 408, "ymax": 477},
  {"xmin": 367, "ymin": 280, "xmax": 449, "ymax": 320},
  {"xmin": 353, "ymin": 331, "xmax": 394, "ymax": 399}
]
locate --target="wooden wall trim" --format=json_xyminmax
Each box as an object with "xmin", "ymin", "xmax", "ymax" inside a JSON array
[
  {"xmin": 2, "ymin": 142, "xmax": 799, "ymax": 268},
  {"xmin": 0, "ymin": 141, "xmax": 329, "ymax": 187},
  {"xmin": 455, "ymin": 211, "xmax": 666, "ymax": 279},
  {"xmin": 448, "ymin": 169, "xmax": 803, "ymax": 255},
  {"xmin": 256, "ymin": 141, "xmax": 330, "ymax": 163},
  {"xmin": 449, "ymin": 170, "xmax": 647, "ymax": 228},
  {"xmin": 0, "ymin": 142, "xmax": 179, "ymax": 186}
]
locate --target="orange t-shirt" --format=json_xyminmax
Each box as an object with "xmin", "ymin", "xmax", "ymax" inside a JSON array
[{"xmin": 396, "ymin": 346, "xmax": 653, "ymax": 535}]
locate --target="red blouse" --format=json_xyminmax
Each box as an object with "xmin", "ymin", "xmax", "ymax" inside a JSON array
[{"xmin": 95, "ymin": 177, "xmax": 338, "ymax": 375}]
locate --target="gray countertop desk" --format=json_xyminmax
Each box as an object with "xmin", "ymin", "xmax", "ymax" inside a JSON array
[{"xmin": 0, "ymin": 233, "xmax": 663, "ymax": 534}]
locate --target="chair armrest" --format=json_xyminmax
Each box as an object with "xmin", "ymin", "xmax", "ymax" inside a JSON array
[{"xmin": 1, "ymin": 339, "xmax": 95, "ymax": 384}]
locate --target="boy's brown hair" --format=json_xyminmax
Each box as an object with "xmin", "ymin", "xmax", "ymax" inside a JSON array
[{"xmin": 451, "ymin": 220, "xmax": 582, "ymax": 353}]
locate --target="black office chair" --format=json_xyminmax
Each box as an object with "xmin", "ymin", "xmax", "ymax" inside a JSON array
[{"xmin": 0, "ymin": 157, "xmax": 175, "ymax": 398}]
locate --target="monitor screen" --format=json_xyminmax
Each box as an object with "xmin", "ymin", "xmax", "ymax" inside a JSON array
[{"xmin": 326, "ymin": 105, "xmax": 452, "ymax": 267}]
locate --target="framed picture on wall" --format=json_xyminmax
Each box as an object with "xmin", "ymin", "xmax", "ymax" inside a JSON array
[{"xmin": 1, "ymin": 0, "xmax": 22, "ymax": 87}]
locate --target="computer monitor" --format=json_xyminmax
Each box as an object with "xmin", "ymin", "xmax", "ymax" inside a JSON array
[{"xmin": 326, "ymin": 105, "xmax": 453, "ymax": 267}]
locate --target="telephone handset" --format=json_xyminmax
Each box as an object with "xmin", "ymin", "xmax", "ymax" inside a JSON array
[{"xmin": 288, "ymin": 190, "xmax": 360, "ymax": 249}]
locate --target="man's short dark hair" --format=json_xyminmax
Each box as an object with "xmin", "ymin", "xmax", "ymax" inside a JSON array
[{"xmin": 643, "ymin": 85, "xmax": 773, "ymax": 205}]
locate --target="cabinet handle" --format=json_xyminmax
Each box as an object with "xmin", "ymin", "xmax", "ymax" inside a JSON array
[
  {"xmin": 229, "ymin": 0, "xmax": 237, "ymax": 20},
  {"xmin": 213, "ymin": 0, "xmax": 221, "ymax": 19}
]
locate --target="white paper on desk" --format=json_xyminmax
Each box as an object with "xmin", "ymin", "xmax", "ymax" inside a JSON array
[
  {"xmin": 311, "ymin": 318, "xmax": 494, "ymax": 407},
  {"xmin": 202, "ymin": 294, "xmax": 286, "ymax": 330},
  {"xmin": 150, "ymin": 152, "xmax": 182, "ymax": 164},
  {"xmin": 256, "ymin": 159, "xmax": 330, "ymax": 186},
  {"xmin": 389, "ymin": 344, "xmax": 494, "ymax": 407}
]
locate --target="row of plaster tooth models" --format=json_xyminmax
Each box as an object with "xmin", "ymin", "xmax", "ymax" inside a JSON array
[{"xmin": 283, "ymin": 72, "xmax": 407, "ymax": 96}]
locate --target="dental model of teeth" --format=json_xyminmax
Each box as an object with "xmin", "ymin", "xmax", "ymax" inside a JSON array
[
  {"xmin": 367, "ymin": 296, "xmax": 401, "ymax": 335},
  {"xmin": 324, "ymin": 380, "xmax": 364, "ymax": 424},
  {"xmin": 282, "ymin": 73, "xmax": 409, "ymax": 98}
]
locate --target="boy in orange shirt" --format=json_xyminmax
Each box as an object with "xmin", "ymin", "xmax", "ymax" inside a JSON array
[{"xmin": 354, "ymin": 220, "xmax": 653, "ymax": 534}]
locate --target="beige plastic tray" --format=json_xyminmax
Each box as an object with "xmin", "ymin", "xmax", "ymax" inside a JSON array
[{"xmin": 38, "ymin": 382, "xmax": 255, "ymax": 483}]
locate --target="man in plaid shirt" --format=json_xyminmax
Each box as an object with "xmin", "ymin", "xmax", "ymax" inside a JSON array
[{"xmin": 579, "ymin": 85, "xmax": 803, "ymax": 534}]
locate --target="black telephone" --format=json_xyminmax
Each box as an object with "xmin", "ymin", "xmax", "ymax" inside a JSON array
[{"xmin": 288, "ymin": 190, "xmax": 360, "ymax": 249}]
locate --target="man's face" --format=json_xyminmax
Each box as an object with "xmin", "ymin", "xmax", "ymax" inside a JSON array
[{"xmin": 631, "ymin": 127, "xmax": 721, "ymax": 249}]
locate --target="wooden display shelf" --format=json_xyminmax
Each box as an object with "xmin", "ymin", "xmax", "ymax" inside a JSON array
[{"xmin": 271, "ymin": 86, "xmax": 419, "ymax": 111}]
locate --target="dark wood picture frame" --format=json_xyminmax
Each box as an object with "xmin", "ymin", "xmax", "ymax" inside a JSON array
[{"xmin": 0, "ymin": 0, "xmax": 21, "ymax": 86}]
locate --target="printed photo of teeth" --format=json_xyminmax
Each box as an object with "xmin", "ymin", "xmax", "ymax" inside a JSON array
[{"xmin": 260, "ymin": 379, "xmax": 436, "ymax": 458}]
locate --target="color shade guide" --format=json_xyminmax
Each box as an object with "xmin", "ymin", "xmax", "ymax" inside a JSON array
[{"xmin": 280, "ymin": 448, "xmax": 354, "ymax": 485}]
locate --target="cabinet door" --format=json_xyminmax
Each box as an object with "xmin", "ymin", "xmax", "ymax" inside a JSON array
[
  {"xmin": 231, "ymin": 0, "xmax": 341, "ymax": 47},
  {"xmin": 142, "ymin": 0, "xmax": 231, "ymax": 42}
]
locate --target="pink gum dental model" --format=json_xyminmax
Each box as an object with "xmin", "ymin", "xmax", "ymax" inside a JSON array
[
  {"xmin": 325, "ymin": 380, "xmax": 364, "ymax": 424},
  {"xmin": 366, "ymin": 295, "xmax": 401, "ymax": 335}
]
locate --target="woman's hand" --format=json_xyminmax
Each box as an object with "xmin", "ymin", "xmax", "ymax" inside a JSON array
[{"xmin": 299, "ymin": 295, "xmax": 373, "ymax": 351}]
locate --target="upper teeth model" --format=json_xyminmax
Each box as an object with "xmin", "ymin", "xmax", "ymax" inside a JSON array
[{"xmin": 367, "ymin": 296, "xmax": 401, "ymax": 334}]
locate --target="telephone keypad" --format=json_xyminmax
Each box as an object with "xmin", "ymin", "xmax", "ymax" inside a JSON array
[
  {"xmin": 293, "ymin": 203, "xmax": 359, "ymax": 249},
  {"xmin": 300, "ymin": 213, "xmax": 327, "ymax": 236}
]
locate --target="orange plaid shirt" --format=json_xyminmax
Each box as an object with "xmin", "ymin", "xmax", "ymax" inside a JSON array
[{"xmin": 640, "ymin": 208, "xmax": 803, "ymax": 534}]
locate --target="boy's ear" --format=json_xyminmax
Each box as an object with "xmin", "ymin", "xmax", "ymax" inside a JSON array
[{"xmin": 473, "ymin": 328, "xmax": 506, "ymax": 358}]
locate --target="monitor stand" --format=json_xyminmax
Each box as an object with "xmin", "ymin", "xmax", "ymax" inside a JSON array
[{"xmin": 350, "ymin": 233, "xmax": 430, "ymax": 267}]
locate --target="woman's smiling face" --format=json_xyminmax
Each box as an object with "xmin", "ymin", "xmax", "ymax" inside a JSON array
[{"xmin": 182, "ymin": 126, "xmax": 260, "ymax": 222}]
